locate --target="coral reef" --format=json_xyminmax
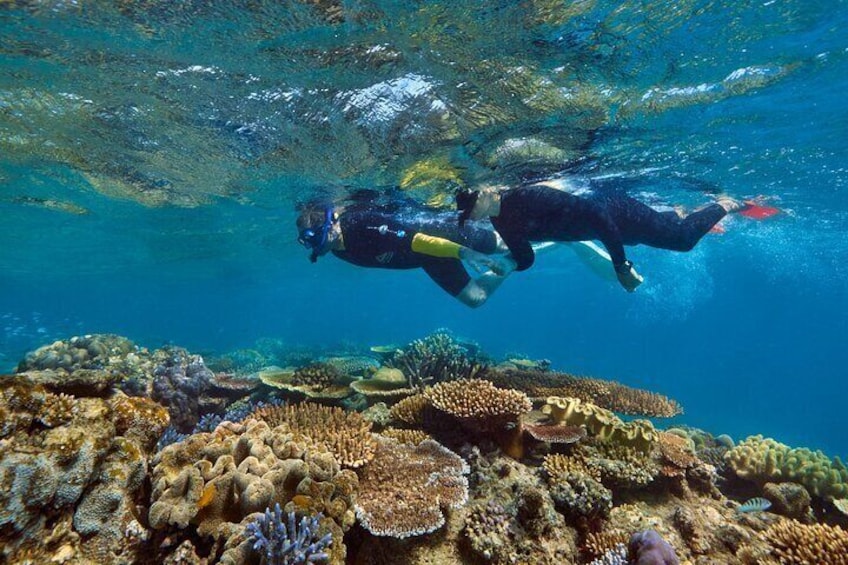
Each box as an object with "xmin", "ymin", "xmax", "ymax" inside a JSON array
[
  {"xmin": 245, "ymin": 503, "xmax": 333, "ymax": 564},
  {"xmin": 248, "ymin": 402, "xmax": 376, "ymax": 469},
  {"xmin": 385, "ymin": 330, "xmax": 484, "ymax": 389},
  {"xmin": 354, "ymin": 437, "xmax": 469, "ymax": 538},
  {"xmin": 542, "ymin": 396, "xmax": 659, "ymax": 452},
  {"xmin": 3, "ymin": 332, "xmax": 846, "ymax": 565},
  {"xmin": 753, "ymin": 520, "xmax": 848, "ymax": 564},
  {"xmin": 0, "ymin": 377, "xmax": 168, "ymax": 563},
  {"xmin": 726, "ymin": 434, "xmax": 848, "ymax": 501},
  {"xmin": 149, "ymin": 419, "xmax": 357, "ymax": 563},
  {"xmin": 481, "ymin": 367, "xmax": 683, "ymax": 417}
]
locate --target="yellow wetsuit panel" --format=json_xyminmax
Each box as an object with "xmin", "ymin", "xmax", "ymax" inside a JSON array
[{"xmin": 411, "ymin": 233, "xmax": 462, "ymax": 259}]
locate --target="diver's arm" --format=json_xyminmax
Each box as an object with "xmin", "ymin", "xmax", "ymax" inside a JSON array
[{"xmin": 411, "ymin": 233, "xmax": 515, "ymax": 275}]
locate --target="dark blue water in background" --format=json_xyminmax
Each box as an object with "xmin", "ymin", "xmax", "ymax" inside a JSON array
[{"xmin": 2, "ymin": 1, "xmax": 847, "ymax": 457}]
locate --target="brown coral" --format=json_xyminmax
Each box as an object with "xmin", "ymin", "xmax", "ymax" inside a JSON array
[
  {"xmin": 248, "ymin": 402, "xmax": 376, "ymax": 469},
  {"xmin": 524, "ymin": 422, "xmax": 587, "ymax": 444},
  {"xmin": 388, "ymin": 393, "xmax": 432, "ymax": 426},
  {"xmin": 379, "ymin": 428, "xmax": 431, "ymax": 445},
  {"xmin": 257, "ymin": 365, "xmax": 352, "ymax": 400},
  {"xmin": 354, "ymin": 437, "xmax": 469, "ymax": 538},
  {"xmin": 423, "ymin": 379, "xmax": 531, "ymax": 424},
  {"xmin": 583, "ymin": 530, "xmax": 630, "ymax": 560},
  {"xmin": 759, "ymin": 520, "xmax": 848, "ymax": 564},
  {"xmin": 481, "ymin": 367, "xmax": 682, "ymax": 417},
  {"xmin": 658, "ymin": 431, "xmax": 698, "ymax": 470}
]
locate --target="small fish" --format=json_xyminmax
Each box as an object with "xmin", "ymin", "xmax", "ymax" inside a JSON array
[{"xmin": 737, "ymin": 497, "xmax": 772, "ymax": 513}]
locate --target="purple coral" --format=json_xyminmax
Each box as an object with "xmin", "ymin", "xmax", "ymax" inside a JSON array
[
  {"xmin": 245, "ymin": 503, "xmax": 332, "ymax": 565},
  {"xmin": 151, "ymin": 348, "xmax": 213, "ymax": 430},
  {"xmin": 628, "ymin": 530, "xmax": 679, "ymax": 565}
]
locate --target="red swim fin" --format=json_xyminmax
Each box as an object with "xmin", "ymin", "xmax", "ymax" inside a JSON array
[{"xmin": 739, "ymin": 201, "xmax": 781, "ymax": 220}]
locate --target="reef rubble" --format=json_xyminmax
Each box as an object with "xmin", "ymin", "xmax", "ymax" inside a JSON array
[{"xmin": 1, "ymin": 331, "xmax": 846, "ymax": 564}]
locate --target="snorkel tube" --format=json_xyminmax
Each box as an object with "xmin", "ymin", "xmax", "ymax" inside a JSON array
[{"xmin": 298, "ymin": 206, "xmax": 335, "ymax": 263}]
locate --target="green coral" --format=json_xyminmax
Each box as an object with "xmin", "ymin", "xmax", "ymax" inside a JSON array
[
  {"xmin": 725, "ymin": 435, "xmax": 848, "ymax": 501},
  {"xmin": 542, "ymin": 396, "xmax": 658, "ymax": 452}
]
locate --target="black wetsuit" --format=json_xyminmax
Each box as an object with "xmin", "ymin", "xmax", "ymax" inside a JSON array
[
  {"xmin": 334, "ymin": 205, "xmax": 498, "ymax": 296},
  {"xmin": 490, "ymin": 185, "xmax": 727, "ymax": 271}
]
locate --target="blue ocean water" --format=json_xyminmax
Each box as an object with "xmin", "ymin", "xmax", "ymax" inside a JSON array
[{"xmin": 2, "ymin": 0, "xmax": 847, "ymax": 460}]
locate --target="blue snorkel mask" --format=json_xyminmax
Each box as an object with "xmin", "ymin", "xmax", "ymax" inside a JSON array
[{"xmin": 298, "ymin": 206, "xmax": 335, "ymax": 263}]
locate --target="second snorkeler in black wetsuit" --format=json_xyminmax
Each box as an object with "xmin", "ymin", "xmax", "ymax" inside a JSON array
[
  {"xmin": 297, "ymin": 199, "xmax": 516, "ymax": 307},
  {"xmin": 457, "ymin": 183, "xmax": 741, "ymax": 292}
]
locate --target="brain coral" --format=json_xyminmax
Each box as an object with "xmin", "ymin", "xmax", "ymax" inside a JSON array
[
  {"xmin": 725, "ymin": 435, "xmax": 848, "ymax": 500},
  {"xmin": 248, "ymin": 402, "xmax": 376, "ymax": 468},
  {"xmin": 354, "ymin": 437, "xmax": 469, "ymax": 538},
  {"xmin": 149, "ymin": 419, "xmax": 358, "ymax": 562}
]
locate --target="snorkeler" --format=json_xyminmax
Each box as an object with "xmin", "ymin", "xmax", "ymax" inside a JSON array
[
  {"xmin": 456, "ymin": 182, "xmax": 744, "ymax": 292},
  {"xmin": 296, "ymin": 198, "xmax": 517, "ymax": 307}
]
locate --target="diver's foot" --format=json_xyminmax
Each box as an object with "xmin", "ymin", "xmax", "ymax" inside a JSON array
[{"xmin": 715, "ymin": 195, "xmax": 745, "ymax": 213}]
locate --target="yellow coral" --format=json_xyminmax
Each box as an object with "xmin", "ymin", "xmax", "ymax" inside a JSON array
[
  {"xmin": 542, "ymin": 396, "xmax": 658, "ymax": 451},
  {"xmin": 423, "ymin": 379, "xmax": 531, "ymax": 422},
  {"xmin": 726, "ymin": 435, "xmax": 848, "ymax": 500},
  {"xmin": 389, "ymin": 393, "xmax": 430, "ymax": 426},
  {"xmin": 759, "ymin": 520, "xmax": 848, "ymax": 564}
]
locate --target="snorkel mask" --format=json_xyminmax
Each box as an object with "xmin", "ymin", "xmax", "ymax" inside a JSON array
[
  {"xmin": 298, "ymin": 206, "xmax": 335, "ymax": 263},
  {"xmin": 455, "ymin": 189, "xmax": 480, "ymax": 228}
]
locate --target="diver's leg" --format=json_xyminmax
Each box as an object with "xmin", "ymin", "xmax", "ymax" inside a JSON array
[{"xmin": 610, "ymin": 196, "xmax": 726, "ymax": 252}]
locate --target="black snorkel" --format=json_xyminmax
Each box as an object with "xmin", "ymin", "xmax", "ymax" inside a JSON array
[
  {"xmin": 298, "ymin": 206, "xmax": 335, "ymax": 263},
  {"xmin": 455, "ymin": 188, "xmax": 480, "ymax": 228}
]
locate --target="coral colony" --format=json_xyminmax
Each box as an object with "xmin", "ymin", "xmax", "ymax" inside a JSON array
[
  {"xmin": 1, "ymin": 331, "xmax": 847, "ymax": 563},
  {"xmin": 245, "ymin": 504, "xmax": 332, "ymax": 564}
]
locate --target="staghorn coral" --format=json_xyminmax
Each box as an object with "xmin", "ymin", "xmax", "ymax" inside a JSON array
[
  {"xmin": 480, "ymin": 367, "xmax": 682, "ymax": 417},
  {"xmin": 248, "ymin": 402, "xmax": 376, "ymax": 469},
  {"xmin": 725, "ymin": 435, "xmax": 848, "ymax": 501},
  {"xmin": 584, "ymin": 530, "xmax": 631, "ymax": 561},
  {"xmin": 757, "ymin": 520, "xmax": 848, "ymax": 564},
  {"xmin": 542, "ymin": 396, "xmax": 658, "ymax": 451},
  {"xmin": 354, "ymin": 437, "xmax": 469, "ymax": 538},
  {"xmin": 245, "ymin": 504, "xmax": 333, "ymax": 564},
  {"xmin": 589, "ymin": 544, "xmax": 628, "ymax": 565},
  {"xmin": 385, "ymin": 330, "xmax": 483, "ymax": 389}
]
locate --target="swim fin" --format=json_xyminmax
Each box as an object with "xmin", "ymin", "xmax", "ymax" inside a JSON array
[{"xmin": 739, "ymin": 201, "xmax": 780, "ymax": 220}]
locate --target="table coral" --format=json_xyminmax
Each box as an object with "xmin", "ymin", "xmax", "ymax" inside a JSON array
[
  {"xmin": 481, "ymin": 367, "xmax": 683, "ymax": 417},
  {"xmin": 354, "ymin": 437, "xmax": 469, "ymax": 538},
  {"xmin": 248, "ymin": 402, "xmax": 376, "ymax": 468}
]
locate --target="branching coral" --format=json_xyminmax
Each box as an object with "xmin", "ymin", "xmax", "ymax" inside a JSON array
[
  {"xmin": 388, "ymin": 393, "xmax": 431, "ymax": 426},
  {"xmin": 385, "ymin": 331, "xmax": 483, "ymax": 389},
  {"xmin": 481, "ymin": 367, "xmax": 682, "ymax": 417},
  {"xmin": 725, "ymin": 435, "xmax": 848, "ymax": 501},
  {"xmin": 245, "ymin": 503, "xmax": 332, "ymax": 564},
  {"xmin": 758, "ymin": 520, "xmax": 848, "ymax": 564},
  {"xmin": 248, "ymin": 402, "xmax": 376, "ymax": 469},
  {"xmin": 354, "ymin": 437, "xmax": 469, "ymax": 538},
  {"xmin": 423, "ymin": 378, "xmax": 531, "ymax": 424}
]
